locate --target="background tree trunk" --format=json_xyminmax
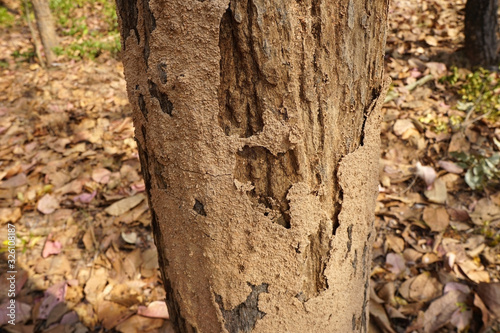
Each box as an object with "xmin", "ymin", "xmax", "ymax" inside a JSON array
[
  {"xmin": 116, "ymin": 0, "xmax": 389, "ymax": 332},
  {"xmin": 464, "ymin": 0, "xmax": 498, "ymax": 67},
  {"xmin": 31, "ymin": 0, "xmax": 58, "ymax": 65}
]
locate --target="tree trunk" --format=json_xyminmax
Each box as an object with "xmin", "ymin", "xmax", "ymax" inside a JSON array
[
  {"xmin": 31, "ymin": 0, "xmax": 58, "ymax": 65},
  {"xmin": 116, "ymin": 0, "xmax": 389, "ymax": 332},
  {"xmin": 464, "ymin": 0, "xmax": 498, "ymax": 68}
]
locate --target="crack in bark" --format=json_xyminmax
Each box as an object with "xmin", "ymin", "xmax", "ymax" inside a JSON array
[
  {"xmin": 234, "ymin": 146, "xmax": 300, "ymax": 229},
  {"xmin": 142, "ymin": 0, "xmax": 156, "ymax": 66},
  {"xmin": 148, "ymin": 80, "xmax": 174, "ymax": 116}
]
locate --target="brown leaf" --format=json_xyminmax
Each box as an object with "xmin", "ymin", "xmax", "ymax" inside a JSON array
[
  {"xmin": 115, "ymin": 315, "xmax": 164, "ymax": 333},
  {"xmin": 438, "ymin": 160, "xmax": 464, "ymax": 174},
  {"xmin": 97, "ymin": 301, "xmax": 133, "ymax": 330},
  {"xmin": 369, "ymin": 301, "xmax": 396, "ymax": 333},
  {"xmin": 415, "ymin": 162, "xmax": 437, "ymax": 189},
  {"xmin": 84, "ymin": 268, "xmax": 108, "ymax": 306},
  {"xmin": 400, "ymin": 272, "xmax": 442, "ymax": 302},
  {"xmin": 37, "ymin": 194, "xmax": 60, "ymax": 215},
  {"xmin": 386, "ymin": 235, "xmax": 405, "ymax": 253},
  {"xmin": 42, "ymin": 240, "xmax": 62, "ymax": 258},
  {"xmin": 469, "ymin": 198, "xmax": 500, "ymax": 226},
  {"xmin": 0, "ymin": 207, "xmax": 21, "ymax": 223},
  {"xmin": 386, "ymin": 253, "xmax": 406, "ymax": 275},
  {"xmin": 105, "ymin": 194, "xmax": 146, "ymax": 216},
  {"xmin": 137, "ymin": 301, "xmax": 169, "ymax": 319},
  {"xmin": 393, "ymin": 119, "xmax": 416, "ymax": 137},
  {"xmin": 0, "ymin": 173, "xmax": 27, "ymax": 188},
  {"xmin": 108, "ymin": 283, "xmax": 142, "ymax": 308},
  {"xmin": 447, "ymin": 207, "xmax": 470, "ymax": 222},
  {"xmin": 449, "ymin": 132, "xmax": 470, "ymax": 153},
  {"xmin": 423, "ymin": 290, "xmax": 467, "ymax": 333},
  {"xmin": 450, "ymin": 308, "xmax": 472, "ymax": 331},
  {"xmin": 474, "ymin": 292, "xmax": 494, "ymax": 327},
  {"xmin": 476, "ymin": 283, "xmax": 500, "ymax": 317},
  {"xmin": 424, "ymin": 35, "xmax": 438, "ymax": 46},
  {"xmin": 422, "ymin": 206, "xmax": 450, "ymax": 232},
  {"xmin": 92, "ymin": 167, "xmax": 112, "ymax": 184},
  {"xmin": 424, "ymin": 178, "xmax": 447, "ymax": 204}
]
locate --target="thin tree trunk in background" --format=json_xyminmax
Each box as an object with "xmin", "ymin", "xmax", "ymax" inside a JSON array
[
  {"xmin": 464, "ymin": 0, "xmax": 498, "ymax": 67},
  {"xmin": 24, "ymin": 0, "xmax": 45, "ymax": 67},
  {"xmin": 116, "ymin": 0, "xmax": 389, "ymax": 332},
  {"xmin": 31, "ymin": 0, "xmax": 58, "ymax": 65}
]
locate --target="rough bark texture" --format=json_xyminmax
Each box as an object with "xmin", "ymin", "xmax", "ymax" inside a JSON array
[
  {"xmin": 116, "ymin": 0, "xmax": 389, "ymax": 332},
  {"xmin": 464, "ymin": 0, "xmax": 498, "ymax": 67},
  {"xmin": 31, "ymin": 0, "xmax": 59, "ymax": 65}
]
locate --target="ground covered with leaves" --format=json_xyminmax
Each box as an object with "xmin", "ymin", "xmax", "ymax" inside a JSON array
[{"xmin": 0, "ymin": 0, "xmax": 499, "ymax": 332}]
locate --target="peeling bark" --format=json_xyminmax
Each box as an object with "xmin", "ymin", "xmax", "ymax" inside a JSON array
[{"xmin": 117, "ymin": 0, "xmax": 389, "ymax": 331}]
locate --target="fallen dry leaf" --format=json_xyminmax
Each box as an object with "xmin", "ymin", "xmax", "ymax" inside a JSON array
[
  {"xmin": 42, "ymin": 239, "xmax": 63, "ymax": 258},
  {"xmin": 115, "ymin": 314, "xmax": 165, "ymax": 333},
  {"xmin": 369, "ymin": 301, "xmax": 396, "ymax": 333},
  {"xmin": 105, "ymin": 194, "xmax": 146, "ymax": 216},
  {"xmin": 98, "ymin": 301, "xmax": 134, "ymax": 330},
  {"xmin": 92, "ymin": 167, "xmax": 112, "ymax": 184},
  {"xmin": 37, "ymin": 194, "xmax": 60, "ymax": 214},
  {"xmin": 0, "ymin": 172, "xmax": 27, "ymax": 188},
  {"xmin": 386, "ymin": 253, "xmax": 406, "ymax": 275},
  {"xmin": 438, "ymin": 160, "xmax": 464, "ymax": 174},
  {"xmin": 423, "ymin": 290, "xmax": 467, "ymax": 333},
  {"xmin": 415, "ymin": 162, "xmax": 437, "ymax": 189},
  {"xmin": 424, "ymin": 178, "xmax": 447, "ymax": 204},
  {"xmin": 422, "ymin": 206, "xmax": 450, "ymax": 232},
  {"xmin": 476, "ymin": 282, "xmax": 500, "ymax": 318},
  {"xmin": 400, "ymin": 272, "xmax": 442, "ymax": 302},
  {"xmin": 137, "ymin": 301, "xmax": 169, "ymax": 319}
]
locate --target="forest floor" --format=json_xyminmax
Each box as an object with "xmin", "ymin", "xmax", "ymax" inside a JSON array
[{"xmin": 0, "ymin": 0, "xmax": 499, "ymax": 332}]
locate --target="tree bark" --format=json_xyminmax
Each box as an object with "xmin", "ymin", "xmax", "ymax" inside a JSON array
[
  {"xmin": 116, "ymin": 0, "xmax": 389, "ymax": 332},
  {"xmin": 464, "ymin": 0, "xmax": 498, "ymax": 68},
  {"xmin": 31, "ymin": 0, "xmax": 59, "ymax": 65}
]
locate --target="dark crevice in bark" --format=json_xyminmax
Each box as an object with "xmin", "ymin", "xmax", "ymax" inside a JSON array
[
  {"xmin": 116, "ymin": 0, "xmax": 139, "ymax": 48},
  {"xmin": 234, "ymin": 146, "xmax": 301, "ymax": 229},
  {"xmin": 215, "ymin": 283, "xmax": 268, "ymax": 333},
  {"xmin": 345, "ymin": 224, "xmax": 353, "ymax": 258},
  {"xmin": 148, "ymin": 80, "xmax": 174, "ymax": 115},
  {"xmin": 302, "ymin": 224, "xmax": 329, "ymax": 299},
  {"xmin": 142, "ymin": 0, "xmax": 156, "ymax": 67},
  {"xmin": 361, "ymin": 278, "xmax": 369, "ymax": 333},
  {"xmin": 138, "ymin": 94, "xmax": 147, "ymax": 119},
  {"xmin": 158, "ymin": 61, "xmax": 168, "ymax": 84},
  {"xmin": 331, "ymin": 189, "xmax": 342, "ymax": 235},
  {"xmin": 311, "ymin": 0, "xmax": 325, "ymax": 151},
  {"xmin": 352, "ymin": 249, "xmax": 358, "ymax": 274},
  {"xmin": 193, "ymin": 199, "xmax": 207, "ymax": 216},
  {"xmin": 218, "ymin": 4, "xmax": 265, "ymax": 138},
  {"xmin": 154, "ymin": 161, "xmax": 168, "ymax": 189}
]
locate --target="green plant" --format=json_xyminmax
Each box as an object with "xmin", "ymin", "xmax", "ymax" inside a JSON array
[
  {"xmin": 441, "ymin": 66, "xmax": 460, "ymax": 85},
  {"xmin": 11, "ymin": 49, "xmax": 36, "ymax": 63},
  {"xmin": 418, "ymin": 113, "xmax": 449, "ymax": 133},
  {"xmin": 451, "ymin": 151, "xmax": 500, "ymax": 190},
  {"xmin": 0, "ymin": 7, "xmax": 15, "ymax": 27},
  {"xmin": 478, "ymin": 221, "xmax": 500, "ymax": 247},
  {"xmin": 443, "ymin": 66, "xmax": 500, "ymax": 121},
  {"xmin": 48, "ymin": 0, "xmax": 120, "ymax": 60}
]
